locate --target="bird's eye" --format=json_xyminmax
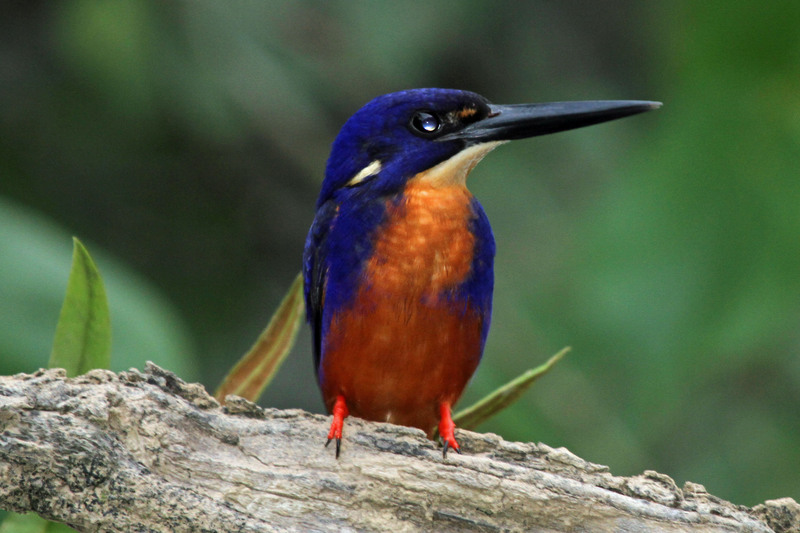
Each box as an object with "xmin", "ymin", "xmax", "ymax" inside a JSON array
[{"xmin": 410, "ymin": 111, "xmax": 441, "ymax": 136}]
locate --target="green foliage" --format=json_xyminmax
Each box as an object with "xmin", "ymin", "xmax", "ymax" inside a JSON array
[
  {"xmin": 455, "ymin": 347, "xmax": 569, "ymax": 430},
  {"xmin": 0, "ymin": 513, "xmax": 75, "ymax": 533},
  {"xmin": 216, "ymin": 273, "xmax": 305, "ymax": 402},
  {"xmin": 48, "ymin": 238, "xmax": 111, "ymax": 376},
  {"xmin": 0, "ymin": 199, "xmax": 197, "ymax": 379}
]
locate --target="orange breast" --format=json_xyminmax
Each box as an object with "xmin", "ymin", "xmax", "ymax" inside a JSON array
[{"xmin": 320, "ymin": 183, "xmax": 484, "ymax": 435}]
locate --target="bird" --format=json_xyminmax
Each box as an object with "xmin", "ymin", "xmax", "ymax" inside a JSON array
[{"xmin": 303, "ymin": 88, "xmax": 660, "ymax": 458}]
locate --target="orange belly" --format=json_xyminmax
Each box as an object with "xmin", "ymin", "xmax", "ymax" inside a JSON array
[{"xmin": 319, "ymin": 184, "xmax": 484, "ymax": 435}]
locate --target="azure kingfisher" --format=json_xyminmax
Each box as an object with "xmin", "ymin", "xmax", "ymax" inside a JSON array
[{"xmin": 303, "ymin": 88, "xmax": 659, "ymax": 458}]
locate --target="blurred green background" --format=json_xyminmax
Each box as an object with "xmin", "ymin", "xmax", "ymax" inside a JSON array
[{"xmin": 1, "ymin": 1, "xmax": 798, "ymax": 508}]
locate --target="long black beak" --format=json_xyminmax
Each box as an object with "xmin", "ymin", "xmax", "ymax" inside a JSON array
[{"xmin": 438, "ymin": 100, "xmax": 661, "ymax": 143}]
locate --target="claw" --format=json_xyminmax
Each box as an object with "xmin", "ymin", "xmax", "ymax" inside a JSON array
[
  {"xmin": 326, "ymin": 395, "xmax": 349, "ymax": 458},
  {"xmin": 438, "ymin": 402, "xmax": 460, "ymax": 458},
  {"xmin": 324, "ymin": 437, "xmax": 343, "ymax": 458}
]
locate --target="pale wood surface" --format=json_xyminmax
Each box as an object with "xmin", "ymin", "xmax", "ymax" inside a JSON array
[{"xmin": 1, "ymin": 364, "xmax": 797, "ymax": 532}]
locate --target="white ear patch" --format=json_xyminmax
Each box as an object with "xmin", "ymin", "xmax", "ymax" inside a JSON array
[{"xmin": 346, "ymin": 160, "xmax": 382, "ymax": 187}]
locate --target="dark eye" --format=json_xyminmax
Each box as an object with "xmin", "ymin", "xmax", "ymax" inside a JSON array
[{"xmin": 410, "ymin": 111, "xmax": 441, "ymax": 136}]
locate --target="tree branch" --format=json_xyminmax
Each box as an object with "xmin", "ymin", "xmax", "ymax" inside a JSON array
[{"xmin": 0, "ymin": 364, "xmax": 797, "ymax": 532}]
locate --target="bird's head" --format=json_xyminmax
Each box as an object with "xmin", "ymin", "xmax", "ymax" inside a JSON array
[{"xmin": 317, "ymin": 88, "xmax": 660, "ymax": 207}]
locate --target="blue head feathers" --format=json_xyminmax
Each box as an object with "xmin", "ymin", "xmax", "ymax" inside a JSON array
[{"xmin": 316, "ymin": 88, "xmax": 492, "ymax": 208}]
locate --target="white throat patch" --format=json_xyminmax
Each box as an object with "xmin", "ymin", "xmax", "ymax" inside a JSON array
[{"xmin": 411, "ymin": 141, "xmax": 506, "ymax": 187}]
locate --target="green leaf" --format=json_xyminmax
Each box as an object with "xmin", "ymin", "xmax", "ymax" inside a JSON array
[
  {"xmin": 215, "ymin": 272, "xmax": 305, "ymax": 402},
  {"xmin": 0, "ymin": 199, "xmax": 196, "ymax": 379},
  {"xmin": 0, "ymin": 512, "xmax": 76, "ymax": 533},
  {"xmin": 48, "ymin": 237, "xmax": 111, "ymax": 376},
  {"xmin": 453, "ymin": 346, "xmax": 570, "ymax": 430}
]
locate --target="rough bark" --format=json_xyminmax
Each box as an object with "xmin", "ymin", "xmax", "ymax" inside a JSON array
[{"xmin": 0, "ymin": 364, "xmax": 797, "ymax": 532}]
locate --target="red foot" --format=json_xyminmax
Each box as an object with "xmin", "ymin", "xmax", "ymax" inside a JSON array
[
  {"xmin": 325, "ymin": 394, "xmax": 349, "ymax": 458},
  {"xmin": 438, "ymin": 402, "xmax": 461, "ymax": 458}
]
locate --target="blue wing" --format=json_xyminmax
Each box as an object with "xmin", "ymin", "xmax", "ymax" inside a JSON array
[
  {"xmin": 302, "ymin": 200, "xmax": 336, "ymax": 378},
  {"xmin": 303, "ymin": 191, "xmax": 393, "ymax": 379}
]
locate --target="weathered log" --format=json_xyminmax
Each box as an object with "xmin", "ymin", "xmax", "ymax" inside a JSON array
[{"xmin": 0, "ymin": 364, "xmax": 797, "ymax": 532}]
